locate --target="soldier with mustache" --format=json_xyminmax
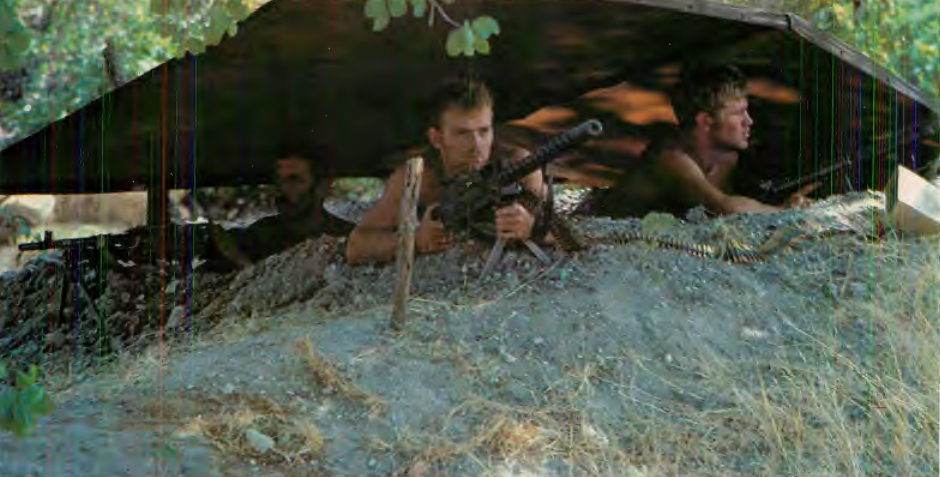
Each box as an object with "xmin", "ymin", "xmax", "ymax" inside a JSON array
[{"xmin": 200, "ymin": 150, "xmax": 353, "ymax": 271}]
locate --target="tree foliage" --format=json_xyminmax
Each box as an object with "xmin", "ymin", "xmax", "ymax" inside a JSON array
[
  {"xmin": 149, "ymin": 0, "xmax": 254, "ymax": 57},
  {"xmin": 719, "ymin": 0, "xmax": 939, "ymax": 103},
  {"xmin": 0, "ymin": 361, "xmax": 54, "ymax": 439},
  {"xmin": 0, "ymin": 0, "xmax": 174, "ymax": 146},
  {"xmin": 0, "ymin": 0, "xmax": 30, "ymax": 70},
  {"xmin": 365, "ymin": 0, "xmax": 499, "ymax": 57}
]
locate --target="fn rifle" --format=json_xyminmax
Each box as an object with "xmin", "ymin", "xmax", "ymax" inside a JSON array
[{"xmin": 758, "ymin": 156, "xmax": 855, "ymax": 202}]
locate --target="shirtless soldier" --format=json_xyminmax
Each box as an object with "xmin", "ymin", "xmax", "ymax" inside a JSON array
[
  {"xmin": 345, "ymin": 78, "xmax": 549, "ymax": 264},
  {"xmin": 579, "ymin": 64, "xmax": 818, "ymax": 218}
]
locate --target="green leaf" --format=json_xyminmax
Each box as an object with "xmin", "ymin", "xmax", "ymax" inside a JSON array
[
  {"xmin": 21, "ymin": 386, "xmax": 40, "ymax": 408},
  {"xmin": 473, "ymin": 35, "xmax": 490, "ymax": 55},
  {"xmin": 0, "ymin": 0, "xmax": 31, "ymax": 70},
  {"xmin": 0, "ymin": 361, "xmax": 6, "ymax": 380},
  {"xmin": 411, "ymin": 0, "xmax": 427, "ymax": 17},
  {"xmin": 364, "ymin": 0, "xmax": 390, "ymax": 31},
  {"xmin": 34, "ymin": 392, "xmax": 53, "ymax": 417},
  {"xmin": 12, "ymin": 398, "xmax": 33, "ymax": 438},
  {"xmin": 471, "ymin": 16, "xmax": 500, "ymax": 40},
  {"xmin": 224, "ymin": 0, "xmax": 251, "ymax": 22},
  {"xmin": 445, "ymin": 28, "xmax": 462, "ymax": 57},
  {"xmin": 16, "ymin": 370, "xmax": 34, "ymax": 389},
  {"xmin": 388, "ymin": 0, "xmax": 406, "ymax": 18},
  {"xmin": 461, "ymin": 21, "xmax": 475, "ymax": 57},
  {"xmin": 204, "ymin": 6, "xmax": 234, "ymax": 47}
]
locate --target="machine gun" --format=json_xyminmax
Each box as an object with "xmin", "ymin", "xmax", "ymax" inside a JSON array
[
  {"xmin": 18, "ymin": 224, "xmax": 211, "ymax": 267},
  {"xmin": 432, "ymin": 119, "xmax": 604, "ymax": 236},
  {"xmin": 430, "ymin": 119, "xmax": 604, "ymax": 275},
  {"xmin": 17, "ymin": 224, "xmax": 211, "ymax": 322},
  {"xmin": 757, "ymin": 156, "xmax": 855, "ymax": 202}
]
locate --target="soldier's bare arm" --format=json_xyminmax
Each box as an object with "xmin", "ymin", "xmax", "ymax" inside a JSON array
[
  {"xmin": 345, "ymin": 167, "xmax": 407, "ymax": 264},
  {"xmin": 345, "ymin": 167, "xmax": 453, "ymax": 264},
  {"xmin": 659, "ymin": 148, "xmax": 780, "ymax": 214}
]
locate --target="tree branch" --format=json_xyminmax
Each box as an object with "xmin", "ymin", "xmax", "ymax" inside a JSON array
[{"xmin": 428, "ymin": 0, "xmax": 461, "ymax": 29}]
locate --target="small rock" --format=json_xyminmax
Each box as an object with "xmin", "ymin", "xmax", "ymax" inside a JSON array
[
  {"xmin": 847, "ymin": 282, "xmax": 868, "ymax": 297},
  {"xmin": 166, "ymin": 306, "xmax": 186, "ymax": 329},
  {"xmin": 245, "ymin": 429, "xmax": 275, "ymax": 454},
  {"xmin": 165, "ymin": 279, "xmax": 179, "ymax": 296},
  {"xmin": 740, "ymin": 327, "xmax": 768, "ymax": 339},
  {"xmin": 222, "ymin": 383, "xmax": 236, "ymax": 395}
]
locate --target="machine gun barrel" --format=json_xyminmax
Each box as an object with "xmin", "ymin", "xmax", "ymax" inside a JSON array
[
  {"xmin": 17, "ymin": 231, "xmax": 99, "ymax": 252},
  {"xmin": 497, "ymin": 119, "xmax": 604, "ymax": 186}
]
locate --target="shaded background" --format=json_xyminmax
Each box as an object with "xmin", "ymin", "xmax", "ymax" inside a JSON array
[{"xmin": 0, "ymin": 0, "xmax": 936, "ymax": 203}]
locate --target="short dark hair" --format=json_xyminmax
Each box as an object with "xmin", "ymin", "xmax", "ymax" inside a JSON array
[
  {"xmin": 272, "ymin": 138, "xmax": 333, "ymax": 165},
  {"xmin": 426, "ymin": 76, "xmax": 494, "ymax": 127},
  {"xmin": 672, "ymin": 64, "xmax": 747, "ymax": 130}
]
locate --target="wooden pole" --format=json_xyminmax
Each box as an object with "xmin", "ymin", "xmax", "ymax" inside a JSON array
[{"xmin": 391, "ymin": 157, "xmax": 424, "ymax": 332}]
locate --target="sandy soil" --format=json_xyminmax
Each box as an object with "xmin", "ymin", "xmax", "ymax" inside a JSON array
[{"xmin": 0, "ymin": 190, "xmax": 937, "ymax": 477}]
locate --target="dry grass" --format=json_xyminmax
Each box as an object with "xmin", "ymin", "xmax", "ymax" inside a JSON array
[
  {"xmin": 294, "ymin": 336, "xmax": 384, "ymax": 412},
  {"xmin": 173, "ymin": 392, "xmax": 326, "ymax": 469},
  {"xmin": 610, "ymin": 235, "xmax": 939, "ymax": 476},
  {"xmin": 387, "ymin": 232, "xmax": 937, "ymax": 476}
]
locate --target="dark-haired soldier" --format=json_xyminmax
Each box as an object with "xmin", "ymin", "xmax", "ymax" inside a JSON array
[
  {"xmin": 202, "ymin": 153, "xmax": 353, "ymax": 270},
  {"xmin": 579, "ymin": 64, "xmax": 817, "ymax": 218}
]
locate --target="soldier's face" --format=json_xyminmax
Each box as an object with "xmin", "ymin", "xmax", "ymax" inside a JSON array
[
  {"xmin": 429, "ymin": 105, "xmax": 494, "ymax": 176},
  {"xmin": 275, "ymin": 157, "xmax": 313, "ymax": 205},
  {"xmin": 708, "ymin": 96, "xmax": 753, "ymax": 152}
]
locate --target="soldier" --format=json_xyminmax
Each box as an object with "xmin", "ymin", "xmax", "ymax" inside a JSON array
[
  {"xmin": 202, "ymin": 150, "xmax": 353, "ymax": 270},
  {"xmin": 345, "ymin": 77, "xmax": 551, "ymax": 265},
  {"xmin": 578, "ymin": 64, "xmax": 818, "ymax": 218}
]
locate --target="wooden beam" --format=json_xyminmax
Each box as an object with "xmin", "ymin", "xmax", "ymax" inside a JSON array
[{"xmin": 390, "ymin": 157, "xmax": 424, "ymax": 332}]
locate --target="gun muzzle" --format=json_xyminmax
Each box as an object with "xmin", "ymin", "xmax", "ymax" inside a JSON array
[{"xmin": 18, "ymin": 230, "xmax": 53, "ymax": 251}]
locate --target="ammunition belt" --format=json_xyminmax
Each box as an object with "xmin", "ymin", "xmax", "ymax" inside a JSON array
[{"xmin": 584, "ymin": 226, "xmax": 814, "ymax": 264}]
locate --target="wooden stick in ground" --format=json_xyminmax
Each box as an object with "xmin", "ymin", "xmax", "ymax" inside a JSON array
[{"xmin": 391, "ymin": 156, "xmax": 424, "ymax": 332}]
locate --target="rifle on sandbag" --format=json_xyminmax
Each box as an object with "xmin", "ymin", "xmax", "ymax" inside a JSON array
[{"xmin": 757, "ymin": 156, "xmax": 855, "ymax": 202}]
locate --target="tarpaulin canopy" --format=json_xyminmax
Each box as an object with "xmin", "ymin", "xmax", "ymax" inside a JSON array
[{"xmin": 0, "ymin": 0, "xmax": 937, "ymax": 198}]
